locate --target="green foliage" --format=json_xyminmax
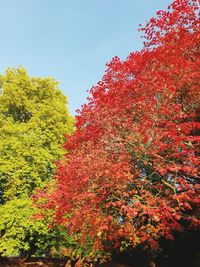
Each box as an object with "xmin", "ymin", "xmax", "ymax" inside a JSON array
[
  {"xmin": 0, "ymin": 67, "xmax": 74, "ymax": 255},
  {"xmin": 0, "ymin": 67, "xmax": 74, "ymax": 201},
  {"xmin": 0, "ymin": 197, "xmax": 77, "ymax": 257},
  {"xmin": 61, "ymin": 234, "xmax": 105, "ymax": 263},
  {"xmin": 0, "ymin": 198, "xmax": 47, "ymax": 256}
]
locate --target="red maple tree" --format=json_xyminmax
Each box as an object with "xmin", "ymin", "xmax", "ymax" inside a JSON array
[{"xmin": 39, "ymin": 0, "xmax": 200, "ymax": 261}]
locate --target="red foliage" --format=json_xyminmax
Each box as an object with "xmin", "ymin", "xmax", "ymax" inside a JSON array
[{"xmin": 40, "ymin": 0, "xmax": 200, "ymax": 257}]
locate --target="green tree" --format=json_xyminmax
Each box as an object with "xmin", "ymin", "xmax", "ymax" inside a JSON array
[{"xmin": 0, "ymin": 67, "xmax": 74, "ymax": 256}]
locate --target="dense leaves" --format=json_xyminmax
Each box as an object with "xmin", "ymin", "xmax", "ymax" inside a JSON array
[
  {"xmin": 0, "ymin": 199, "xmax": 50, "ymax": 256},
  {"xmin": 40, "ymin": 0, "xmax": 200, "ymax": 263},
  {"xmin": 0, "ymin": 67, "xmax": 74, "ymax": 256}
]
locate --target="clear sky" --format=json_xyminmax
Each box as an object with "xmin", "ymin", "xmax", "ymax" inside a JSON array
[{"xmin": 0, "ymin": 0, "xmax": 173, "ymax": 115}]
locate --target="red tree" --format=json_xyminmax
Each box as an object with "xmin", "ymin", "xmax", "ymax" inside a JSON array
[{"xmin": 39, "ymin": 0, "xmax": 200, "ymax": 262}]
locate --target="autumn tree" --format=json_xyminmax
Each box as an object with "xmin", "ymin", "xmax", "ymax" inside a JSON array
[
  {"xmin": 0, "ymin": 67, "xmax": 74, "ymax": 256},
  {"xmin": 40, "ymin": 0, "xmax": 200, "ymax": 263}
]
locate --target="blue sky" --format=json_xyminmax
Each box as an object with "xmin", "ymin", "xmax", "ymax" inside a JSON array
[{"xmin": 0, "ymin": 0, "xmax": 172, "ymax": 115}]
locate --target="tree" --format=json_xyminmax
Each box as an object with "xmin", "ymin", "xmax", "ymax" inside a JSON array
[
  {"xmin": 40, "ymin": 0, "xmax": 200, "ymax": 263},
  {"xmin": 0, "ymin": 67, "xmax": 74, "ymax": 256}
]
